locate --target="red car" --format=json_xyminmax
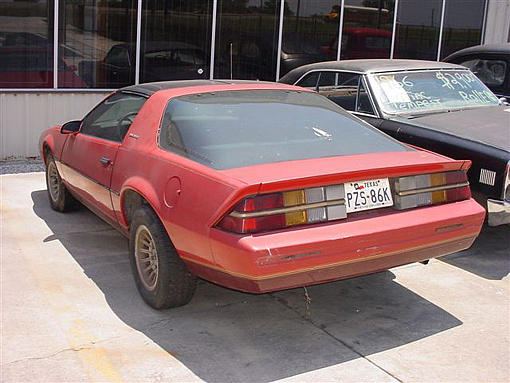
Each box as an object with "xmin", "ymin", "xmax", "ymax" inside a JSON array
[{"xmin": 39, "ymin": 80, "xmax": 485, "ymax": 309}]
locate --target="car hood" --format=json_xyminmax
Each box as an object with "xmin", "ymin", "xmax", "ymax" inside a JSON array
[{"xmin": 392, "ymin": 105, "xmax": 510, "ymax": 152}]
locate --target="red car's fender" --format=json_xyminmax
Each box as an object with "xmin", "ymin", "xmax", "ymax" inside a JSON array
[
  {"xmin": 118, "ymin": 178, "xmax": 163, "ymax": 227},
  {"xmin": 39, "ymin": 125, "xmax": 67, "ymax": 163}
]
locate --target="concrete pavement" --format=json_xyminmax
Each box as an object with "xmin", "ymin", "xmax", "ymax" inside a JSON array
[{"xmin": 1, "ymin": 172, "xmax": 509, "ymax": 382}]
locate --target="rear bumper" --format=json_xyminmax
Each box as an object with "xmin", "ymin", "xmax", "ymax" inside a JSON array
[
  {"xmin": 487, "ymin": 199, "xmax": 510, "ymax": 226},
  {"xmin": 184, "ymin": 199, "xmax": 485, "ymax": 293}
]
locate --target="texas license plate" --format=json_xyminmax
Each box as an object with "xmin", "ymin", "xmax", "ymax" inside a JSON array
[{"xmin": 344, "ymin": 178, "xmax": 393, "ymax": 213}]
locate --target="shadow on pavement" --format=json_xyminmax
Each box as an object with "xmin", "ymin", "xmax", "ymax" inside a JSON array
[
  {"xmin": 440, "ymin": 224, "xmax": 509, "ymax": 280},
  {"xmin": 32, "ymin": 189, "xmax": 462, "ymax": 382}
]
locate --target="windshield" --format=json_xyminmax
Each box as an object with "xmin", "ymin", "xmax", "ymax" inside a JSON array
[
  {"xmin": 368, "ymin": 69, "xmax": 499, "ymax": 115},
  {"xmin": 159, "ymin": 90, "xmax": 410, "ymax": 170}
]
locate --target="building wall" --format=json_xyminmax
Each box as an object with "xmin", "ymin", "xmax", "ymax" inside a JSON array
[
  {"xmin": 483, "ymin": 0, "xmax": 510, "ymax": 44},
  {"xmin": 0, "ymin": 92, "xmax": 108, "ymax": 159},
  {"xmin": 0, "ymin": 0, "xmax": 497, "ymax": 160}
]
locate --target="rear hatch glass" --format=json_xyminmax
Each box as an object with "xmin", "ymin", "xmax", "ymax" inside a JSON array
[{"xmin": 159, "ymin": 90, "xmax": 411, "ymax": 170}]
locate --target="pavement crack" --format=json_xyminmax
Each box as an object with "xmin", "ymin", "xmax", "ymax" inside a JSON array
[
  {"xmin": 269, "ymin": 292, "xmax": 404, "ymax": 383},
  {"xmin": 1, "ymin": 334, "xmax": 126, "ymax": 367}
]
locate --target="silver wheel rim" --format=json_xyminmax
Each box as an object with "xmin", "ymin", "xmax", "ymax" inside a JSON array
[
  {"xmin": 135, "ymin": 225, "xmax": 159, "ymax": 291},
  {"xmin": 47, "ymin": 161, "xmax": 60, "ymax": 202}
]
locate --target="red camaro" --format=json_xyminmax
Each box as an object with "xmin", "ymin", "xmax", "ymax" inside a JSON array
[{"xmin": 39, "ymin": 80, "xmax": 485, "ymax": 309}]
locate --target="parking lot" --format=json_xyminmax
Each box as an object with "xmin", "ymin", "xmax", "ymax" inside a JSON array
[{"xmin": 1, "ymin": 171, "xmax": 509, "ymax": 382}]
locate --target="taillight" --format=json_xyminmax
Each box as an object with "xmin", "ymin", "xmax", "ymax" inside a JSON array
[
  {"xmin": 217, "ymin": 185, "xmax": 347, "ymax": 234},
  {"xmin": 392, "ymin": 171, "xmax": 470, "ymax": 210}
]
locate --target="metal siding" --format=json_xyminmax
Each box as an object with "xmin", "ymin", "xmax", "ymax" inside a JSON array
[{"xmin": 0, "ymin": 92, "xmax": 109, "ymax": 159}]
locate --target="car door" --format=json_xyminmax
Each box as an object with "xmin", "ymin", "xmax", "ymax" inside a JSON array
[{"xmin": 60, "ymin": 92, "xmax": 147, "ymax": 224}]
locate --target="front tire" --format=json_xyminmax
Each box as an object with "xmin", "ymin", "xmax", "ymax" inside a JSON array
[
  {"xmin": 45, "ymin": 153, "xmax": 75, "ymax": 212},
  {"xmin": 129, "ymin": 206, "xmax": 197, "ymax": 309}
]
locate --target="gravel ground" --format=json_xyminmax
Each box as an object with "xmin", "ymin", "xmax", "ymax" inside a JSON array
[{"xmin": 0, "ymin": 159, "xmax": 45, "ymax": 175}]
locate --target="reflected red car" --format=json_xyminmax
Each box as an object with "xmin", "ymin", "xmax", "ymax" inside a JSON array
[
  {"xmin": 39, "ymin": 80, "xmax": 485, "ymax": 309},
  {"xmin": 0, "ymin": 47, "xmax": 86, "ymax": 88}
]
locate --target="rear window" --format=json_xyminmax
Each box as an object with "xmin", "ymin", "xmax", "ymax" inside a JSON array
[{"xmin": 158, "ymin": 90, "xmax": 411, "ymax": 170}]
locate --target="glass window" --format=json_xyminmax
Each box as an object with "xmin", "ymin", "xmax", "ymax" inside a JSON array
[
  {"xmin": 0, "ymin": 1, "xmax": 54, "ymax": 88},
  {"xmin": 440, "ymin": 0, "xmax": 486, "ymax": 59},
  {"xmin": 357, "ymin": 79, "xmax": 375, "ymax": 115},
  {"xmin": 296, "ymin": 72, "xmax": 320, "ymax": 88},
  {"xmin": 58, "ymin": 0, "xmax": 137, "ymax": 88},
  {"xmin": 141, "ymin": 1, "xmax": 212, "ymax": 83},
  {"xmin": 159, "ymin": 90, "xmax": 409, "ymax": 170},
  {"xmin": 368, "ymin": 69, "xmax": 499, "ymax": 116},
  {"xmin": 214, "ymin": 0, "xmax": 279, "ymax": 81},
  {"xmin": 394, "ymin": 0, "xmax": 441, "ymax": 60},
  {"xmin": 81, "ymin": 93, "xmax": 147, "ymax": 142},
  {"xmin": 280, "ymin": 1, "xmax": 338, "ymax": 77},
  {"xmin": 316, "ymin": 71, "xmax": 361, "ymax": 111},
  {"xmin": 460, "ymin": 58, "xmax": 507, "ymax": 87},
  {"xmin": 340, "ymin": 0, "xmax": 394, "ymax": 60}
]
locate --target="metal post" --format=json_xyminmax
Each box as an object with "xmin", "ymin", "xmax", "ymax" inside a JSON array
[
  {"xmin": 135, "ymin": 0, "xmax": 142, "ymax": 84},
  {"xmin": 209, "ymin": 0, "xmax": 218, "ymax": 79},
  {"xmin": 275, "ymin": 0, "xmax": 285, "ymax": 81},
  {"xmin": 437, "ymin": 0, "xmax": 446, "ymax": 61},
  {"xmin": 336, "ymin": 0, "xmax": 345, "ymax": 61},
  {"xmin": 481, "ymin": 0, "xmax": 489, "ymax": 44},
  {"xmin": 53, "ymin": 0, "xmax": 59, "ymax": 89},
  {"xmin": 390, "ymin": 0, "xmax": 399, "ymax": 59}
]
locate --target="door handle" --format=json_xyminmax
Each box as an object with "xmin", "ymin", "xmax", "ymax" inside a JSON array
[{"xmin": 99, "ymin": 157, "xmax": 111, "ymax": 165}]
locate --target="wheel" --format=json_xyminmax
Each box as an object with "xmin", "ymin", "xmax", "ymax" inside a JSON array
[
  {"xmin": 45, "ymin": 153, "xmax": 76, "ymax": 212},
  {"xmin": 129, "ymin": 205, "xmax": 197, "ymax": 309}
]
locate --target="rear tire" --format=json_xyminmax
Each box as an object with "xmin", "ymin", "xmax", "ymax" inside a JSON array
[
  {"xmin": 129, "ymin": 205, "xmax": 197, "ymax": 309},
  {"xmin": 45, "ymin": 153, "xmax": 75, "ymax": 212}
]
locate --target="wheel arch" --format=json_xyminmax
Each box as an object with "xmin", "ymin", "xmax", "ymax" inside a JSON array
[{"xmin": 119, "ymin": 178, "xmax": 164, "ymax": 229}]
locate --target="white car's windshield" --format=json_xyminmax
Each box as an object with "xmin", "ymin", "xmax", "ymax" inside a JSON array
[{"xmin": 368, "ymin": 69, "xmax": 499, "ymax": 115}]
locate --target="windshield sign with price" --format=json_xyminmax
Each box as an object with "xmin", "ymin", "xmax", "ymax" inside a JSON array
[
  {"xmin": 368, "ymin": 69, "xmax": 499, "ymax": 115},
  {"xmin": 344, "ymin": 178, "xmax": 393, "ymax": 213}
]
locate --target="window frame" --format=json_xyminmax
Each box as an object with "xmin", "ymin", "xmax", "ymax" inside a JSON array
[
  {"xmin": 79, "ymin": 91, "xmax": 147, "ymax": 143},
  {"xmin": 295, "ymin": 69, "xmax": 380, "ymax": 118}
]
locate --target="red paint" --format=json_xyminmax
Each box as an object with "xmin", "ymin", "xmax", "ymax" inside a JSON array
[{"xmin": 39, "ymin": 82, "xmax": 485, "ymax": 293}]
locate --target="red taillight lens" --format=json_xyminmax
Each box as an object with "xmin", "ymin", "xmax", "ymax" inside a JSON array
[
  {"xmin": 393, "ymin": 171, "xmax": 471, "ymax": 210},
  {"xmin": 217, "ymin": 185, "xmax": 347, "ymax": 234}
]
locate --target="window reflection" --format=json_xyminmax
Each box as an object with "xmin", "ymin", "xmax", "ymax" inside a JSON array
[
  {"xmin": 214, "ymin": 0, "xmax": 280, "ymax": 81},
  {"xmin": 0, "ymin": 1, "xmax": 54, "ymax": 88},
  {"xmin": 280, "ymin": 1, "xmax": 337, "ymax": 77},
  {"xmin": 339, "ymin": 0, "xmax": 394, "ymax": 60},
  {"xmin": 141, "ymin": 1, "xmax": 212, "ymax": 82},
  {"xmin": 394, "ymin": 0, "xmax": 441, "ymax": 60},
  {"xmin": 58, "ymin": 0, "xmax": 137, "ymax": 88},
  {"xmin": 440, "ymin": 0, "xmax": 485, "ymax": 59}
]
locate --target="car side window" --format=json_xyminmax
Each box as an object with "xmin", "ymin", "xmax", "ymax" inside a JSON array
[
  {"xmin": 460, "ymin": 58, "xmax": 507, "ymax": 87},
  {"xmin": 316, "ymin": 71, "xmax": 360, "ymax": 111},
  {"xmin": 356, "ymin": 78, "xmax": 375, "ymax": 115},
  {"xmin": 106, "ymin": 46, "xmax": 131, "ymax": 68},
  {"xmin": 80, "ymin": 92, "xmax": 147, "ymax": 142},
  {"xmin": 296, "ymin": 72, "xmax": 320, "ymax": 88}
]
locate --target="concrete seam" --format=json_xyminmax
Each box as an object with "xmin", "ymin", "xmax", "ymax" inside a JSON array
[{"xmin": 270, "ymin": 293, "xmax": 404, "ymax": 383}]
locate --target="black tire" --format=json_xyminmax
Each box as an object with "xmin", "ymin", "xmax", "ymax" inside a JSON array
[
  {"xmin": 45, "ymin": 153, "xmax": 76, "ymax": 212},
  {"xmin": 129, "ymin": 205, "xmax": 197, "ymax": 309}
]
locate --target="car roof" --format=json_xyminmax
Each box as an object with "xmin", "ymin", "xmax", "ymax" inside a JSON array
[
  {"xmin": 279, "ymin": 59, "xmax": 465, "ymax": 84},
  {"xmin": 119, "ymin": 80, "xmax": 281, "ymax": 97},
  {"xmin": 444, "ymin": 43, "xmax": 510, "ymax": 60}
]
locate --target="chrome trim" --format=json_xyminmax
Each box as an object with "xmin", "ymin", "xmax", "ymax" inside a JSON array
[
  {"xmin": 229, "ymin": 198, "xmax": 345, "ymax": 218},
  {"xmin": 487, "ymin": 199, "xmax": 510, "ymax": 226},
  {"xmin": 293, "ymin": 68, "xmax": 365, "ymax": 87},
  {"xmin": 397, "ymin": 182, "xmax": 470, "ymax": 197}
]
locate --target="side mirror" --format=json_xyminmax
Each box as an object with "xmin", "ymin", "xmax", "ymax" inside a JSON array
[{"xmin": 60, "ymin": 120, "xmax": 81, "ymax": 134}]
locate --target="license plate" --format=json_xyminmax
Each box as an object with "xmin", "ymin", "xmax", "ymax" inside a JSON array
[{"xmin": 344, "ymin": 178, "xmax": 393, "ymax": 213}]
